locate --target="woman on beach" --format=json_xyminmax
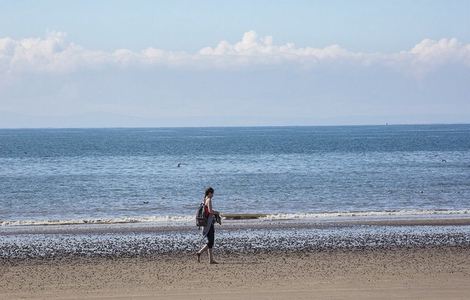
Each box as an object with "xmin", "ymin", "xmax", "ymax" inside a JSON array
[{"xmin": 196, "ymin": 187, "xmax": 219, "ymax": 264}]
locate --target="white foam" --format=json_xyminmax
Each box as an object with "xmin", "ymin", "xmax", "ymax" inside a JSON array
[
  {"xmin": 2, "ymin": 209, "xmax": 470, "ymax": 227},
  {"xmin": 262, "ymin": 209, "xmax": 470, "ymax": 221},
  {"xmin": 1, "ymin": 215, "xmax": 194, "ymax": 227}
]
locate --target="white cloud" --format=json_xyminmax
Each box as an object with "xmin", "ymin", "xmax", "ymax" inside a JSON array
[
  {"xmin": 410, "ymin": 38, "xmax": 470, "ymax": 65},
  {"xmin": 0, "ymin": 31, "xmax": 469, "ymax": 75},
  {"xmin": 197, "ymin": 30, "xmax": 361, "ymax": 68},
  {"xmin": 200, "ymin": 30, "xmax": 352, "ymax": 59}
]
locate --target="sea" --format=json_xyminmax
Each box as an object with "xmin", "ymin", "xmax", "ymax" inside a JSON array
[
  {"xmin": 1, "ymin": 124, "xmax": 470, "ymax": 226},
  {"xmin": 2, "ymin": 124, "xmax": 470, "ymax": 259}
]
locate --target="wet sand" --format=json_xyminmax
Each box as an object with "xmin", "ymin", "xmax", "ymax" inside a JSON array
[
  {"xmin": 2, "ymin": 246, "xmax": 470, "ymax": 299},
  {"xmin": 2, "ymin": 219, "xmax": 470, "ymax": 299}
]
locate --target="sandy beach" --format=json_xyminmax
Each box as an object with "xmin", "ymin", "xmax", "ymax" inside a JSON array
[
  {"xmin": 2, "ymin": 246, "xmax": 469, "ymax": 299},
  {"xmin": 2, "ymin": 0, "xmax": 470, "ymax": 298}
]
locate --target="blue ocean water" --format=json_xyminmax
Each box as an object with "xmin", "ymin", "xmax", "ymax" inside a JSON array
[{"xmin": 1, "ymin": 124, "xmax": 470, "ymax": 224}]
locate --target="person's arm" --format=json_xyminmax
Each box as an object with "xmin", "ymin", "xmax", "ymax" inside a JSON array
[{"xmin": 207, "ymin": 198, "xmax": 219, "ymax": 215}]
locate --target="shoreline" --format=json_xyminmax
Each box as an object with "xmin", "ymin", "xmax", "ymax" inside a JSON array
[
  {"xmin": 2, "ymin": 220, "xmax": 470, "ymax": 260},
  {"xmin": 3, "ymin": 214, "xmax": 470, "ymax": 298},
  {"xmin": 3, "ymin": 208, "xmax": 470, "ymax": 227},
  {"xmin": 2, "ymin": 246, "xmax": 469, "ymax": 299},
  {"xmin": 2, "ymin": 214, "xmax": 470, "ymax": 236}
]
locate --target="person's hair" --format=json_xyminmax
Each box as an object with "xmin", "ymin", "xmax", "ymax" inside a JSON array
[{"xmin": 204, "ymin": 187, "xmax": 214, "ymax": 198}]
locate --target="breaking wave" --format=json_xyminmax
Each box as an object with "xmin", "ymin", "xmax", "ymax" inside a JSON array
[{"xmin": 2, "ymin": 209, "xmax": 470, "ymax": 227}]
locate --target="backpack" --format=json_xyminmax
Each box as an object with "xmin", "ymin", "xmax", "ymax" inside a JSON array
[{"xmin": 196, "ymin": 202, "xmax": 207, "ymax": 227}]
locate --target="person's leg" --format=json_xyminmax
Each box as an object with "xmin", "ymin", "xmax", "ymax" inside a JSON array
[
  {"xmin": 197, "ymin": 224, "xmax": 214, "ymax": 262},
  {"xmin": 207, "ymin": 224, "xmax": 218, "ymax": 264},
  {"xmin": 208, "ymin": 248, "xmax": 218, "ymax": 264},
  {"xmin": 196, "ymin": 244, "xmax": 208, "ymax": 262}
]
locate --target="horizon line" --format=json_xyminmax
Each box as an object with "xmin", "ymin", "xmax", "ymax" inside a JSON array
[{"xmin": 1, "ymin": 122, "xmax": 469, "ymax": 130}]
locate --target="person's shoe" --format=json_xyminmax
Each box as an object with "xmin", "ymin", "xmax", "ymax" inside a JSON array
[{"xmin": 210, "ymin": 260, "xmax": 219, "ymax": 264}]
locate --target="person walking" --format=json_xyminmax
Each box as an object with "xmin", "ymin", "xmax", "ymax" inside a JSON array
[{"xmin": 196, "ymin": 187, "xmax": 219, "ymax": 264}]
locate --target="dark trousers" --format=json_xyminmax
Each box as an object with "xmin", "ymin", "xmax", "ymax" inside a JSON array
[{"xmin": 207, "ymin": 223, "xmax": 215, "ymax": 248}]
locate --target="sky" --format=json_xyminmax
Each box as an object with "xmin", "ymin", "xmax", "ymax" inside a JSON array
[{"xmin": 0, "ymin": 0, "xmax": 469, "ymax": 127}]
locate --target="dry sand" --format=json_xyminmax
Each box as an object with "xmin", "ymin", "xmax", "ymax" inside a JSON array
[{"xmin": 1, "ymin": 246, "xmax": 469, "ymax": 299}]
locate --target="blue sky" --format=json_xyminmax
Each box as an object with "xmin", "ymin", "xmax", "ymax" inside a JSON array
[
  {"xmin": 0, "ymin": 0, "xmax": 469, "ymax": 127},
  {"xmin": 2, "ymin": 0, "xmax": 469, "ymax": 52}
]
